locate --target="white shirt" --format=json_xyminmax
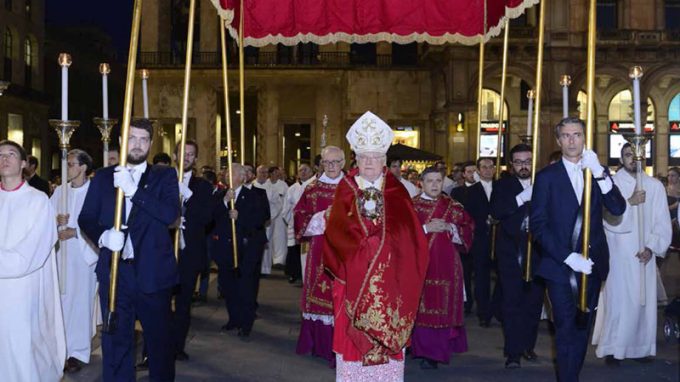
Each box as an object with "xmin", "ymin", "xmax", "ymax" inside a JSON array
[
  {"xmin": 561, "ymin": 157, "xmax": 613, "ymax": 205},
  {"xmin": 399, "ymin": 177, "xmax": 419, "ymax": 197},
  {"xmin": 223, "ymin": 185, "xmax": 242, "ymax": 208},
  {"xmin": 179, "ymin": 170, "xmax": 193, "ymax": 200},
  {"xmin": 480, "ymin": 179, "xmax": 493, "ymax": 201},
  {"xmin": 355, "ymin": 174, "xmax": 384, "ymax": 190},
  {"xmin": 515, "ymin": 177, "xmax": 532, "ymax": 207},
  {"xmin": 122, "ymin": 161, "xmax": 147, "ymax": 259},
  {"xmin": 319, "ymin": 172, "xmax": 343, "ymax": 184}
]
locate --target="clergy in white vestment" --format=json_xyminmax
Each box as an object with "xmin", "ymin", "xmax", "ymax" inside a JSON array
[
  {"xmin": 0, "ymin": 140, "xmax": 65, "ymax": 381},
  {"xmin": 592, "ymin": 143, "xmax": 672, "ymax": 361},
  {"xmin": 253, "ymin": 165, "xmax": 288, "ymax": 273},
  {"xmin": 282, "ymin": 164, "xmax": 315, "ymax": 283},
  {"xmin": 388, "ymin": 157, "xmax": 419, "ymax": 197},
  {"xmin": 50, "ymin": 149, "xmax": 99, "ymax": 373}
]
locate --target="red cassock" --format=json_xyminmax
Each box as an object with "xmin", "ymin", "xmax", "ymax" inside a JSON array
[{"xmin": 323, "ymin": 168, "xmax": 429, "ymax": 366}]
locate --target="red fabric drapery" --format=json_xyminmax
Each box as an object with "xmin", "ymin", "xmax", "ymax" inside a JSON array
[{"xmin": 210, "ymin": 0, "xmax": 539, "ymax": 47}]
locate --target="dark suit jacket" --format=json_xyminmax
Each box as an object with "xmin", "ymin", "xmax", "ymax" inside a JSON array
[
  {"xmin": 452, "ymin": 182, "xmax": 491, "ymax": 252},
  {"xmin": 248, "ymin": 184, "xmax": 271, "ymax": 248},
  {"xmin": 179, "ymin": 174, "xmax": 215, "ymax": 272},
  {"xmin": 530, "ymin": 161, "xmax": 626, "ymax": 283},
  {"xmin": 212, "ymin": 186, "xmax": 267, "ymax": 269},
  {"xmin": 28, "ymin": 174, "xmax": 50, "ymax": 196},
  {"xmin": 490, "ymin": 176, "xmax": 539, "ymax": 275},
  {"xmin": 78, "ymin": 164, "xmax": 180, "ymax": 293}
]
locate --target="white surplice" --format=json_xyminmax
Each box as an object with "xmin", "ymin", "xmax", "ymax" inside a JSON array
[
  {"xmin": 283, "ymin": 175, "xmax": 316, "ymax": 247},
  {"xmin": 0, "ymin": 182, "xmax": 65, "ymax": 381},
  {"xmin": 254, "ymin": 179, "xmax": 289, "ymax": 273},
  {"xmin": 50, "ymin": 181, "xmax": 99, "ymax": 363},
  {"xmin": 592, "ymin": 170, "xmax": 672, "ymax": 359}
]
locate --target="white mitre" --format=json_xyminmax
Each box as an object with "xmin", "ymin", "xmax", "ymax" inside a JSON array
[{"xmin": 346, "ymin": 111, "xmax": 394, "ymax": 155}]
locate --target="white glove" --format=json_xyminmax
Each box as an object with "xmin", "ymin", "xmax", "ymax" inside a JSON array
[
  {"xmin": 581, "ymin": 149, "xmax": 604, "ymax": 178},
  {"xmin": 114, "ymin": 166, "xmax": 138, "ymax": 197},
  {"xmin": 564, "ymin": 252, "xmax": 594, "ymax": 275},
  {"xmin": 518, "ymin": 186, "xmax": 532, "ymax": 203},
  {"xmin": 178, "ymin": 181, "xmax": 193, "ymax": 200},
  {"xmin": 99, "ymin": 228, "xmax": 125, "ymax": 252}
]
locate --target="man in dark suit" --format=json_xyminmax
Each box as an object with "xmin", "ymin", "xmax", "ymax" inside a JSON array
[
  {"xmin": 213, "ymin": 163, "xmax": 268, "ymax": 338},
  {"xmin": 490, "ymin": 144, "xmax": 544, "ymax": 369},
  {"xmin": 531, "ymin": 117, "xmax": 626, "ymax": 382},
  {"xmin": 452, "ymin": 157, "xmax": 498, "ymax": 326},
  {"xmin": 244, "ymin": 163, "xmax": 270, "ymax": 302},
  {"xmin": 451, "ymin": 160, "xmax": 476, "ymax": 314},
  {"xmin": 172, "ymin": 140, "xmax": 214, "ymax": 361},
  {"xmin": 25, "ymin": 155, "xmax": 50, "ymax": 195},
  {"xmin": 79, "ymin": 119, "xmax": 179, "ymax": 381}
]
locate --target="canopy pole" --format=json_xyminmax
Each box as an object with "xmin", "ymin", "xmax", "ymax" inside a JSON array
[
  {"xmin": 174, "ymin": 0, "xmax": 197, "ymax": 261},
  {"xmin": 238, "ymin": 0, "xmax": 246, "ymax": 164},
  {"xmin": 525, "ymin": 0, "xmax": 547, "ymax": 282},
  {"xmin": 103, "ymin": 0, "xmax": 143, "ymax": 334},
  {"xmin": 221, "ymin": 17, "xmax": 239, "ymax": 270},
  {"xmin": 475, "ymin": 0, "xmax": 487, "ymax": 161},
  {"xmin": 579, "ymin": 0, "xmax": 598, "ymax": 315}
]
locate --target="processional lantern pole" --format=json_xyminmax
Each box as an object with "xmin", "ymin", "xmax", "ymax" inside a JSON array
[
  {"xmin": 579, "ymin": 0, "xmax": 598, "ymax": 315},
  {"xmin": 238, "ymin": 0, "xmax": 246, "ymax": 164},
  {"xmin": 475, "ymin": 0, "xmax": 487, "ymax": 162},
  {"xmin": 626, "ymin": 65, "xmax": 649, "ymax": 307},
  {"xmin": 519, "ymin": 90, "xmax": 535, "ymax": 145},
  {"xmin": 103, "ymin": 0, "xmax": 143, "ymax": 334},
  {"xmin": 94, "ymin": 63, "xmax": 117, "ymax": 168},
  {"xmin": 173, "ymin": 0, "xmax": 197, "ymax": 262},
  {"xmin": 560, "ymin": 75, "xmax": 572, "ymax": 119},
  {"xmin": 49, "ymin": 53, "xmax": 80, "ymax": 295},
  {"xmin": 525, "ymin": 0, "xmax": 547, "ymax": 282},
  {"xmin": 220, "ymin": 16, "xmax": 239, "ymax": 270}
]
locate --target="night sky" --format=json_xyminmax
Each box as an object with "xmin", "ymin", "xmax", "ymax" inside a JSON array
[{"xmin": 46, "ymin": 0, "xmax": 134, "ymax": 56}]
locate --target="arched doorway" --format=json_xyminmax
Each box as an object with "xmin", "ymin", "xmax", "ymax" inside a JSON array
[
  {"xmin": 607, "ymin": 90, "xmax": 654, "ymax": 167},
  {"xmin": 478, "ymin": 88, "xmax": 509, "ymax": 160},
  {"xmin": 668, "ymin": 93, "xmax": 680, "ymax": 165}
]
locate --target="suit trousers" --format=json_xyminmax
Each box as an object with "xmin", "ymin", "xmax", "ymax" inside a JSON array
[
  {"xmin": 498, "ymin": 263, "xmax": 544, "ymax": 356},
  {"xmin": 173, "ymin": 260, "xmax": 201, "ymax": 353},
  {"xmin": 545, "ymin": 275, "xmax": 601, "ymax": 382},
  {"xmin": 460, "ymin": 251, "xmax": 474, "ymax": 312},
  {"xmin": 99, "ymin": 262, "xmax": 175, "ymax": 382},
  {"xmin": 473, "ymin": 238, "xmax": 493, "ymax": 320},
  {"xmin": 218, "ymin": 250, "xmax": 260, "ymax": 331},
  {"xmin": 285, "ymin": 244, "xmax": 302, "ymax": 280}
]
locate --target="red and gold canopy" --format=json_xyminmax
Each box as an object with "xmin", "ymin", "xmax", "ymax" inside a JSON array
[{"xmin": 210, "ymin": 0, "xmax": 539, "ymax": 47}]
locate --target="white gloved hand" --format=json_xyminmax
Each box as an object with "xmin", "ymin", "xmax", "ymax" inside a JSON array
[
  {"xmin": 564, "ymin": 252, "xmax": 594, "ymax": 275},
  {"xmin": 581, "ymin": 149, "xmax": 604, "ymax": 178},
  {"xmin": 114, "ymin": 166, "xmax": 138, "ymax": 197},
  {"xmin": 178, "ymin": 181, "xmax": 193, "ymax": 200},
  {"xmin": 518, "ymin": 186, "xmax": 533, "ymax": 203},
  {"xmin": 99, "ymin": 228, "xmax": 125, "ymax": 252}
]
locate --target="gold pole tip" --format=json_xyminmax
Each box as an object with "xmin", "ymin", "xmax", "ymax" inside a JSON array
[
  {"xmin": 629, "ymin": 66, "xmax": 644, "ymax": 79},
  {"xmin": 58, "ymin": 53, "xmax": 72, "ymax": 67},
  {"xmin": 99, "ymin": 63, "xmax": 111, "ymax": 75},
  {"xmin": 559, "ymin": 75, "xmax": 572, "ymax": 87},
  {"xmin": 527, "ymin": 90, "xmax": 535, "ymax": 99},
  {"xmin": 141, "ymin": 69, "xmax": 150, "ymax": 80}
]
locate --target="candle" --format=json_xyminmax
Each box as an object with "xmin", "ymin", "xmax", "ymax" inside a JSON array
[
  {"xmin": 629, "ymin": 66, "xmax": 643, "ymax": 135},
  {"xmin": 58, "ymin": 53, "xmax": 72, "ymax": 121},
  {"xmin": 100, "ymin": 63, "xmax": 110, "ymax": 120},
  {"xmin": 526, "ymin": 90, "xmax": 535, "ymax": 136},
  {"xmin": 141, "ymin": 69, "xmax": 150, "ymax": 118},
  {"xmin": 559, "ymin": 75, "xmax": 571, "ymax": 119}
]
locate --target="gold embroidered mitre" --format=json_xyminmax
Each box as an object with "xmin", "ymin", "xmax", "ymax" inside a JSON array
[{"xmin": 346, "ymin": 111, "xmax": 394, "ymax": 155}]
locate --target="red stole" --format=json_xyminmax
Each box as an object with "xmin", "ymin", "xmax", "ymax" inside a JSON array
[
  {"xmin": 413, "ymin": 194, "xmax": 474, "ymax": 328},
  {"xmin": 323, "ymin": 168, "xmax": 429, "ymax": 366},
  {"xmin": 294, "ymin": 180, "xmax": 337, "ymax": 316}
]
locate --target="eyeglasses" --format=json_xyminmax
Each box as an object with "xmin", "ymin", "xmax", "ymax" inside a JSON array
[
  {"xmin": 512, "ymin": 159, "xmax": 532, "ymax": 167},
  {"xmin": 322, "ymin": 159, "xmax": 344, "ymax": 167}
]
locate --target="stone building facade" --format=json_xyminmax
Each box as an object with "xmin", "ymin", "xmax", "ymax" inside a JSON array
[{"xmin": 137, "ymin": 0, "xmax": 680, "ymax": 175}]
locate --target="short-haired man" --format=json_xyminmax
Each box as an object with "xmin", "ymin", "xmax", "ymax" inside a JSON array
[
  {"xmin": 0, "ymin": 140, "xmax": 65, "ymax": 380},
  {"xmin": 294, "ymin": 145, "xmax": 345, "ymax": 367},
  {"xmin": 388, "ymin": 157, "xmax": 418, "ymax": 197},
  {"xmin": 490, "ymin": 144, "xmax": 545, "ymax": 368},
  {"xmin": 531, "ymin": 117, "xmax": 626, "ymax": 381},
  {"xmin": 282, "ymin": 163, "xmax": 316, "ymax": 284},
  {"xmin": 50, "ymin": 149, "xmax": 98, "ymax": 374},
  {"xmin": 172, "ymin": 140, "xmax": 214, "ymax": 361},
  {"xmin": 25, "ymin": 154, "xmax": 50, "ymax": 195},
  {"xmin": 592, "ymin": 143, "xmax": 672, "ymax": 363},
  {"xmin": 253, "ymin": 165, "xmax": 288, "ymax": 274},
  {"xmin": 79, "ymin": 119, "xmax": 180, "ymax": 381}
]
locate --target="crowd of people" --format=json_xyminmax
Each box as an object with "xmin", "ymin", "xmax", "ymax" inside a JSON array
[{"xmin": 0, "ymin": 112, "xmax": 676, "ymax": 382}]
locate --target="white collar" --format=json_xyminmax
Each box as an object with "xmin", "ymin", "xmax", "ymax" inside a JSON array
[
  {"xmin": 421, "ymin": 193, "xmax": 436, "ymax": 200},
  {"xmin": 356, "ymin": 174, "xmax": 383, "ymax": 190},
  {"xmin": 128, "ymin": 161, "xmax": 148, "ymax": 173},
  {"xmin": 562, "ymin": 157, "xmax": 581, "ymax": 171},
  {"xmin": 465, "ymin": 181, "xmax": 476, "ymax": 187},
  {"xmin": 518, "ymin": 177, "xmax": 531, "ymax": 188},
  {"xmin": 480, "ymin": 178, "xmax": 493, "ymax": 185},
  {"xmin": 301, "ymin": 174, "xmax": 317, "ymax": 187},
  {"xmin": 319, "ymin": 172, "xmax": 344, "ymax": 184}
]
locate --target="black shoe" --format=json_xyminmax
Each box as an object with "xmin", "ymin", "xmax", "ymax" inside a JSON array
[
  {"xmin": 419, "ymin": 359, "xmax": 438, "ymax": 369},
  {"xmin": 238, "ymin": 328, "xmax": 251, "ymax": 339},
  {"xmin": 522, "ymin": 350, "xmax": 538, "ymax": 361},
  {"xmin": 632, "ymin": 357, "xmax": 653, "ymax": 364},
  {"xmin": 288, "ymin": 276, "xmax": 298, "ymax": 284},
  {"xmin": 605, "ymin": 356, "xmax": 620, "ymax": 367},
  {"xmin": 64, "ymin": 357, "xmax": 82, "ymax": 374},
  {"xmin": 505, "ymin": 356, "xmax": 521, "ymax": 369},
  {"xmin": 220, "ymin": 322, "xmax": 238, "ymax": 332},
  {"xmin": 135, "ymin": 357, "xmax": 149, "ymax": 371},
  {"xmin": 479, "ymin": 318, "xmax": 490, "ymax": 328},
  {"xmin": 175, "ymin": 350, "xmax": 189, "ymax": 361}
]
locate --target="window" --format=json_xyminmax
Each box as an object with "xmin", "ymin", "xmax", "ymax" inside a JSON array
[
  {"xmin": 350, "ymin": 43, "xmax": 376, "ymax": 65},
  {"xmin": 4, "ymin": 28, "xmax": 12, "ymax": 81},
  {"xmin": 24, "ymin": 38, "xmax": 31, "ymax": 87},
  {"xmin": 7, "ymin": 113, "xmax": 23, "ymax": 146},
  {"xmin": 608, "ymin": 90, "xmax": 654, "ymax": 122},
  {"xmin": 391, "ymin": 43, "xmax": 418, "ymax": 66},
  {"xmin": 667, "ymin": 0, "xmax": 680, "ymax": 30},
  {"xmin": 577, "ymin": 91, "xmax": 589, "ymax": 120},
  {"xmin": 480, "ymin": 89, "xmax": 509, "ymax": 121},
  {"xmin": 669, "ymin": 92, "xmax": 680, "ymax": 121},
  {"xmin": 597, "ymin": 0, "xmax": 618, "ymax": 29},
  {"xmin": 520, "ymin": 80, "xmax": 531, "ymax": 110}
]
